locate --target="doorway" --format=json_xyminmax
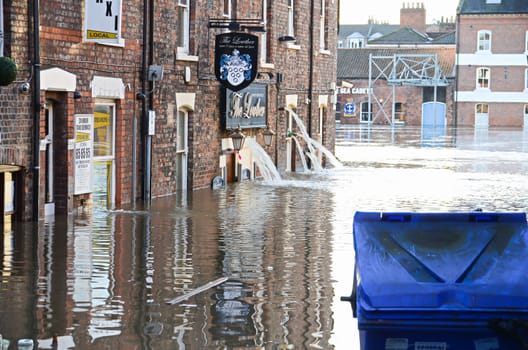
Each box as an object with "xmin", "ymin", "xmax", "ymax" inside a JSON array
[
  {"xmin": 93, "ymin": 103, "xmax": 115, "ymax": 209},
  {"xmin": 175, "ymin": 110, "xmax": 188, "ymax": 190},
  {"xmin": 44, "ymin": 102, "xmax": 55, "ymax": 216}
]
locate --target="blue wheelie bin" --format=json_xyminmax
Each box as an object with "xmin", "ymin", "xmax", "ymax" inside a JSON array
[{"xmin": 342, "ymin": 211, "xmax": 528, "ymax": 350}]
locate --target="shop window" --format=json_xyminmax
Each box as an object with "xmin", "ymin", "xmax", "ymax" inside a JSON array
[
  {"xmin": 93, "ymin": 104, "xmax": 115, "ymax": 159},
  {"xmin": 177, "ymin": 0, "xmax": 190, "ymax": 54},
  {"xmin": 476, "ymin": 67, "xmax": 490, "ymax": 89},
  {"xmin": 477, "ymin": 30, "xmax": 491, "ymax": 52}
]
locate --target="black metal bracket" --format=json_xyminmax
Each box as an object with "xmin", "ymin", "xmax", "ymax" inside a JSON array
[{"xmin": 208, "ymin": 18, "xmax": 266, "ymax": 32}]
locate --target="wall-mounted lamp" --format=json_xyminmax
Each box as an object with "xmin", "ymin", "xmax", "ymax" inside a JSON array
[
  {"xmin": 230, "ymin": 125, "xmax": 246, "ymax": 151},
  {"xmin": 136, "ymin": 92, "xmax": 146, "ymax": 100},
  {"xmin": 73, "ymin": 91, "xmax": 82, "ymax": 99},
  {"xmin": 18, "ymin": 82, "xmax": 30, "ymax": 93},
  {"xmin": 262, "ymin": 127, "xmax": 275, "ymax": 147},
  {"xmin": 278, "ymin": 35, "xmax": 296, "ymax": 42}
]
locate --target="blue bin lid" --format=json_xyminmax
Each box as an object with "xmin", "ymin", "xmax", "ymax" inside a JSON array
[{"xmin": 353, "ymin": 211, "xmax": 528, "ymax": 324}]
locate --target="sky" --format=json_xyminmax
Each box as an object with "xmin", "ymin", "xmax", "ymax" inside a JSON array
[{"xmin": 340, "ymin": 0, "xmax": 460, "ymax": 25}]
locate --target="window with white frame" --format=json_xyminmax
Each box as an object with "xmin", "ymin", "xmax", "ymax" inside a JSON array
[
  {"xmin": 288, "ymin": 0, "xmax": 295, "ymax": 37},
  {"xmin": 223, "ymin": 0, "xmax": 231, "ymax": 18},
  {"xmin": 260, "ymin": 0, "xmax": 269, "ymax": 64},
  {"xmin": 0, "ymin": 0, "xmax": 4, "ymax": 56},
  {"xmin": 477, "ymin": 30, "xmax": 491, "ymax": 52},
  {"xmin": 476, "ymin": 67, "xmax": 490, "ymax": 89},
  {"xmin": 177, "ymin": 0, "xmax": 190, "ymax": 54},
  {"xmin": 525, "ymin": 69, "xmax": 528, "ymax": 90},
  {"xmin": 319, "ymin": 0, "xmax": 327, "ymax": 50}
]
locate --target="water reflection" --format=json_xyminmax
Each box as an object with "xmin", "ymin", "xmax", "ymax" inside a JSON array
[{"xmin": 1, "ymin": 125, "xmax": 528, "ymax": 349}]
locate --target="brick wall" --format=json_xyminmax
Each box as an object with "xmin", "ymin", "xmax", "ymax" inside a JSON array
[{"xmin": 2, "ymin": 0, "xmax": 338, "ymax": 219}]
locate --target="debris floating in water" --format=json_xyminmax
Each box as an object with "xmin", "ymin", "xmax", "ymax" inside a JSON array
[{"xmin": 165, "ymin": 277, "xmax": 229, "ymax": 305}]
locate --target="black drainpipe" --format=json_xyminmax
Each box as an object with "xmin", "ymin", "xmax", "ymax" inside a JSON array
[
  {"xmin": 308, "ymin": 0, "xmax": 314, "ymax": 136},
  {"xmin": 32, "ymin": 0, "xmax": 41, "ymax": 221},
  {"xmin": 140, "ymin": 0, "xmax": 153, "ymax": 203}
]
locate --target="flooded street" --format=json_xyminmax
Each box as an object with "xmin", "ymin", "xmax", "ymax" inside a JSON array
[{"xmin": 2, "ymin": 124, "xmax": 528, "ymax": 349}]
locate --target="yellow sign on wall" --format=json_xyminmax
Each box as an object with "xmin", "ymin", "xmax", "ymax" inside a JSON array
[{"xmin": 84, "ymin": 0, "xmax": 122, "ymax": 44}]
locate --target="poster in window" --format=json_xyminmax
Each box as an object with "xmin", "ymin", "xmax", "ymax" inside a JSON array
[{"xmin": 74, "ymin": 114, "xmax": 94, "ymax": 194}]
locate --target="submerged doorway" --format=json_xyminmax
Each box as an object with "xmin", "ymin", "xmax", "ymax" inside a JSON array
[
  {"xmin": 93, "ymin": 103, "xmax": 115, "ymax": 209},
  {"xmin": 0, "ymin": 168, "xmax": 21, "ymax": 229},
  {"xmin": 44, "ymin": 102, "xmax": 55, "ymax": 216},
  {"xmin": 175, "ymin": 110, "xmax": 188, "ymax": 190}
]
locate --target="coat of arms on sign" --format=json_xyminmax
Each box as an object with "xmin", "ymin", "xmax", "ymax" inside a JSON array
[
  {"xmin": 219, "ymin": 49, "xmax": 253, "ymax": 88},
  {"xmin": 215, "ymin": 32, "xmax": 259, "ymax": 92}
]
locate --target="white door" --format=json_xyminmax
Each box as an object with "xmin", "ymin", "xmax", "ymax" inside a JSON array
[
  {"xmin": 175, "ymin": 110, "xmax": 188, "ymax": 190},
  {"xmin": 44, "ymin": 102, "xmax": 55, "ymax": 217}
]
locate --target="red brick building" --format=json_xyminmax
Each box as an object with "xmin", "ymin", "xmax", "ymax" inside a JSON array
[
  {"xmin": 337, "ymin": 4, "xmax": 456, "ymax": 127},
  {"xmin": 455, "ymin": 0, "xmax": 528, "ymax": 127},
  {"xmin": 0, "ymin": 0, "xmax": 338, "ymax": 221}
]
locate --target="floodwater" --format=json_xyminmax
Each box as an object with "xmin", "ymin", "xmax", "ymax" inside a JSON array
[{"xmin": 1, "ymin": 124, "xmax": 528, "ymax": 349}]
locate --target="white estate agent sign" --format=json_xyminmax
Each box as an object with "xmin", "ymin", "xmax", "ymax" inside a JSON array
[
  {"xmin": 74, "ymin": 114, "xmax": 94, "ymax": 195},
  {"xmin": 84, "ymin": 0, "xmax": 123, "ymax": 44}
]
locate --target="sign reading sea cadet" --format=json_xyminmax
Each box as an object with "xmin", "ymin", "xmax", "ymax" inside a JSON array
[
  {"xmin": 84, "ymin": 0, "xmax": 123, "ymax": 44},
  {"xmin": 215, "ymin": 32, "xmax": 259, "ymax": 92},
  {"xmin": 74, "ymin": 114, "xmax": 94, "ymax": 195}
]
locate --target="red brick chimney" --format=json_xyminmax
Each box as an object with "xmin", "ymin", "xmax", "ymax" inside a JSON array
[{"xmin": 400, "ymin": 2, "xmax": 426, "ymax": 34}]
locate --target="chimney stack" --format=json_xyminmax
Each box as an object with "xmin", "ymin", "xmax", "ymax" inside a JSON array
[{"xmin": 400, "ymin": 2, "xmax": 426, "ymax": 34}]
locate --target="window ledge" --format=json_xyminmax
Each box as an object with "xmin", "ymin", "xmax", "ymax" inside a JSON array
[
  {"xmin": 96, "ymin": 38, "xmax": 126, "ymax": 48},
  {"xmin": 260, "ymin": 62, "xmax": 275, "ymax": 69},
  {"xmin": 176, "ymin": 53, "xmax": 199, "ymax": 62},
  {"xmin": 286, "ymin": 43, "xmax": 301, "ymax": 51},
  {"xmin": 319, "ymin": 49, "xmax": 331, "ymax": 56}
]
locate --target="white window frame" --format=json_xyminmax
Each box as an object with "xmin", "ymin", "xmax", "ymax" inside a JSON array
[
  {"xmin": 525, "ymin": 69, "xmax": 528, "ymax": 90},
  {"xmin": 223, "ymin": 0, "xmax": 231, "ymax": 18},
  {"xmin": 477, "ymin": 30, "xmax": 491, "ymax": 53},
  {"xmin": 288, "ymin": 0, "xmax": 294, "ymax": 37},
  {"xmin": 476, "ymin": 67, "xmax": 490, "ymax": 89},
  {"xmin": 177, "ymin": 0, "xmax": 190, "ymax": 54},
  {"xmin": 260, "ymin": 0, "xmax": 269, "ymax": 65},
  {"xmin": 319, "ymin": 0, "xmax": 326, "ymax": 51}
]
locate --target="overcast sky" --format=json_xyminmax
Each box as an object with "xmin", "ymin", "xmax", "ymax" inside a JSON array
[{"xmin": 340, "ymin": 0, "xmax": 460, "ymax": 24}]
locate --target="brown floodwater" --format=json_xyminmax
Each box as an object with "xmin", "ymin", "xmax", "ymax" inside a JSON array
[{"xmin": 1, "ymin": 125, "xmax": 528, "ymax": 349}]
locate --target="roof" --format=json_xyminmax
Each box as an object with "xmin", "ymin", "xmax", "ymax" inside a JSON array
[
  {"xmin": 368, "ymin": 27, "xmax": 431, "ymax": 45},
  {"xmin": 458, "ymin": 0, "xmax": 528, "ymax": 15},
  {"xmin": 338, "ymin": 24, "xmax": 400, "ymax": 41},
  {"xmin": 337, "ymin": 47, "xmax": 456, "ymax": 80}
]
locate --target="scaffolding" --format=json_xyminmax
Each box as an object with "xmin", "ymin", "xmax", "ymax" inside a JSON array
[{"xmin": 368, "ymin": 54, "xmax": 448, "ymax": 125}]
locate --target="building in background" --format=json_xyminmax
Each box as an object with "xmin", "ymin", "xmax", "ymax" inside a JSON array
[
  {"xmin": 0, "ymin": 0, "xmax": 338, "ymax": 222},
  {"xmin": 337, "ymin": 3, "xmax": 456, "ymax": 126},
  {"xmin": 455, "ymin": 0, "xmax": 528, "ymax": 128}
]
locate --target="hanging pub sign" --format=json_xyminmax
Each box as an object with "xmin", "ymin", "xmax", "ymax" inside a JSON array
[
  {"xmin": 215, "ymin": 32, "xmax": 259, "ymax": 92},
  {"xmin": 224, "ymin": 83, "xmax": 267, "ymax": 130}
]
